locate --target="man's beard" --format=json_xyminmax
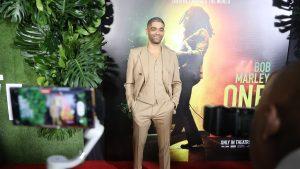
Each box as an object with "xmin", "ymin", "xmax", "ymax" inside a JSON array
[{"xmin": 149, "ymin": 35, "xmax": 163, "ymax": 44}]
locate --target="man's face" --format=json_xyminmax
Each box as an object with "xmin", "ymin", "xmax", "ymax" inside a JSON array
[{"xmin": 146, "ymin": 21, "xmax": 165, "ymax": 44}]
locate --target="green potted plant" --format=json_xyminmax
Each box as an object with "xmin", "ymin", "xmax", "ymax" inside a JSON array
[{"xmin": 0, "ymin": 0, "xmax": 107, "ymax": 140}]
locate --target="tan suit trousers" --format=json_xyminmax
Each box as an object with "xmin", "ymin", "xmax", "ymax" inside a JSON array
[{"xmin": 132, "ymin": 99, "xmax": 174, "ymax": 169}]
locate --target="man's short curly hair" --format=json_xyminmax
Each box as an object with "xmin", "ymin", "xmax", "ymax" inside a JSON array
[{"xmin": 147, "ymin": 17, "xmax": 165, "ymax": 27}]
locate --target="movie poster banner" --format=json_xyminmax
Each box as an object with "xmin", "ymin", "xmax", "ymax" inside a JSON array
[{"xmin": 104, "ymin": 0, "xmax": 289, "ymax": 161}]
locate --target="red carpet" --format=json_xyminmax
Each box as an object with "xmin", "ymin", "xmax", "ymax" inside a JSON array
[{"xmin": 1, "ymin": 161, "xmax": 253, "ymax": 169}]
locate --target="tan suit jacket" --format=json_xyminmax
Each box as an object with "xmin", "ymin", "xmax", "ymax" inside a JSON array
[{"xmin": 124, "ymin": 45, "xmax": 182, "ymax": 112}]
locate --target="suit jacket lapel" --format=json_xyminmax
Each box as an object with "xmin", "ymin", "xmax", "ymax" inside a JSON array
[
  {"xmin": 161, "ymin": 45, "xmax": 169, "ymax": 90},
  {"xmin": 162, "ymin": 45, "xmax": 167, "ymax": 66},
  {"xmin": 139, "ymin": 46, "xmax": 149, "ymax": 81}
]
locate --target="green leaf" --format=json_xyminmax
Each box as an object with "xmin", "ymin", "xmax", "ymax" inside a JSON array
[
  {"xmin": 0, "ymin": 0, "xmax": 27, "ymax": 23},
  {"xmin": 36, "ymin": 0, "xmax": 44, "ymax": 11},
  {"xmin": 58, "ymin": 57, "xmax": 65, "ymax": 68},
  {"xmin": 58, "ymin": 45, "xmax": 66, "ymax": 59},
  {"xmin": 14, "ymin": 22, "xmax": 48, "ymax": 58},
  {"xmin": 37, "ymin": 76, "xmax": 46, "ymax": 86},
  {"xmin": 76, "ymin": 27, "xmax": 89, "ymax": 35},
  {"xmin": 87, "ymin": 26, "xmax": 97, "ymax": 34},
  {"xmin": 62, "ymin": 33, "xmax": 106, "ymax": 88},
  {"xmin": 45, "ymin": 1, "xmax": 53, "ymax": 14},
  {"xmin": 93, "ymin": 19, "xmax": 101, "ymax": 27},
  {"xmin": 37, "ymin": 11, "xmax": 48, "ymax": 26}
]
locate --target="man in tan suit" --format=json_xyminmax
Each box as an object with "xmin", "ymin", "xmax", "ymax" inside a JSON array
[{"xmin": 124, "ymin": 17, "xmax": 182, "ymax": 169}]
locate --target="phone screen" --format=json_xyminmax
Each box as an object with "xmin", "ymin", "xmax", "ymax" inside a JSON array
[{"xmin": 10, "ymin": 87, "xmax": 95, "ymax": 128}]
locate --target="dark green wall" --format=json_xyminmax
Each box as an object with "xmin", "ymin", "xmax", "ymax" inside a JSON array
[{"xmin": 0, "ymin": 22, "xmax": 83, "ymax": 164}]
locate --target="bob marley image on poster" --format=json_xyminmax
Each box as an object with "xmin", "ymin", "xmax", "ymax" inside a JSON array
[{"xmin": 170, "ymin": 6, "xmax": 214, "ymax": 150}]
